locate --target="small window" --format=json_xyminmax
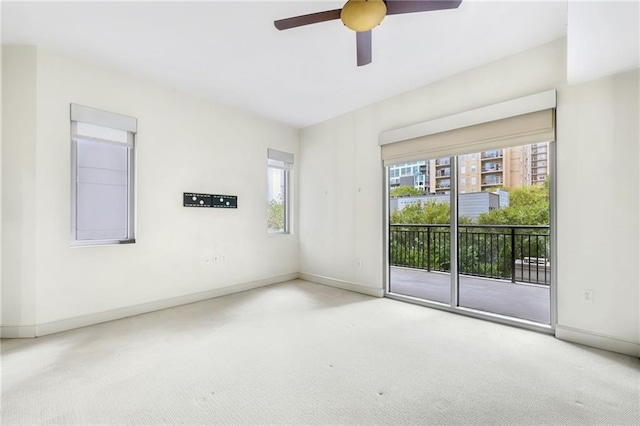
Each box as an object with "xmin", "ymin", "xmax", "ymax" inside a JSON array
[
  {"xmin": 461, "ymin": 165, "xmax": 466, "ymax": 174},
  {"xmin": 460, "ymin": 177, "xmax": 466, "ymax": 186},
  {"xmin": 471, "ymin": 177, "xmax": 477, "ymax": 185},
  {"xmin": 471, "ymin": 164, "xmax": 477, "ymax": 173},
  {"xmin": 71, "ymin": 104, "xmax": 136, "ymax": 246},
  {"xmin": 267, "ymin": 149, "xmax": 293, "ymax": 234}
]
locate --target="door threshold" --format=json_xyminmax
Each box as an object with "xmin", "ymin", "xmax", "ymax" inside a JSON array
[{"xmin": 385, "ymin": 291, "xmax": 554, "ymax": 335}]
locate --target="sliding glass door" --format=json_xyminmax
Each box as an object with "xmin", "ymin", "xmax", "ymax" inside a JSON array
[
  {"xmin": 388, "ymin": 158, "xmax": 451, "ymax": 304},
  {"xmin": 387, "ymin": 142, "xmax": 553, "ymax": 327}
]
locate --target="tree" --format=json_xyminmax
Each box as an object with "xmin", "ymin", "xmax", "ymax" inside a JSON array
[
  {"xmin": 390, "ymin": 200, "xmax": 474, "ymax": 225},
  {"xmin": 390, "ymin": 181, "xmax": 550, "ymax": 282},
  {"xmin": 390, "ymin": 201, "xmax": 450, "ymax": 224},
  {"xmin": 476, "ymin": 181, "xmax": 549, "ymax": 226},
  {"xmin": 267, "ymin": 198, "xmax": 285, "ymax": 231},
  {"xmin": 389, "ymin": 201, "xmax": 452, "ymax": 272},
  {"xmin": 390, "ymin": 186, "xmax": 423, "ymax": 197}
]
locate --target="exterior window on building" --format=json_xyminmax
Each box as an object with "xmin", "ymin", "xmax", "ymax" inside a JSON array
[
  {"xmin": 471, "ymin": 164, "xmax": 477, "ymax": 173},
  {"xmin": 461, "ymin": 177, "xmax": 466, "ymax": 186},
  {"xmin": 70, "ymin": 104, "xmax": 137, "ymax": 246},
  {"xmin": 461, "ymin": 166, "xmax": 466, "ymax": 174},
  {"xmin": 471, "ymin": 177, "xmax": 477, "ymax": 185},
  {"xmin": 268, "ymin": 149, "xmax": 293, "ymax": 234},
  {"xmin": 471, "ymin": 153, "xmax": 477, "ymax": 160}
]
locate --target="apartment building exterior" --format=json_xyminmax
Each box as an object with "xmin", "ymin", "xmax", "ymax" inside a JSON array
[
  {"xmin": 389, "ymin": 142, "xmax": 549, "ymax": 195},
  {"xmin": 389, "ymin": 160, "xmax": 429, "ymax": 192},
  {"xmin": 530, "ymin": 142, "xmax": 549, "ymax": 183}
]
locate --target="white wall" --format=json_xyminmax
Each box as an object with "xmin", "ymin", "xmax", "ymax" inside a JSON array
[
  {"xmin": 299, "ymin": 39, "xmax": 566, "ymax": 293},
  {"xmin": 2, "ymin": 46, "xmax": 298, "ymax": 335},
  {"xmin": 1, "ymin": 47, "xmax": 38, "ymax": 336},
  {"xmin": 556, "ymin": 69, "xmax": 639, "ymax": 354},
  {"xmin": 299, "ymin": 38, "xmax": 640, "ymax": 356},
  {"xmin": 0, "ymin": 29, "xmax": 3, "ymax": 331}
]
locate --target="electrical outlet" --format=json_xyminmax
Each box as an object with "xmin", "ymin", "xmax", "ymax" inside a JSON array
[
  {"xmin": 582, "ymin": 289, "xmax": 594, "ymax": 304},
  {"xmin": 204, "ymin": 254, "xmax": 225, "ymax": 266}
]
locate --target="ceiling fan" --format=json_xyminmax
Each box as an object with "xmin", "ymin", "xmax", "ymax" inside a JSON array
[{"xmin": 274, "ymin": 0, "xmax": 463, "ymax": 66}]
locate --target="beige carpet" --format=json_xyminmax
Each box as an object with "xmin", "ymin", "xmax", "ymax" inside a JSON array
[{"xmin": 1, "ymin": 279, "xmax": 639, "ymax": 425}]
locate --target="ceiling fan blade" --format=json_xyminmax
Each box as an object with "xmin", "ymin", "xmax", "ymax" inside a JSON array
[
  {"xmin": 356, "ymin": 31, "xmax": 372, "ymax": 67},
  {"xmin": 274, "ymin": 9, "xmax": 342, "ymax": 30},
  {"xmin": 385, "ymin": 0, "xmax": 463, "ymax": 16}
]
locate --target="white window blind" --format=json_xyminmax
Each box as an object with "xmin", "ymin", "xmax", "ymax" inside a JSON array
[
  {"xmin": 268, "ymin": 148, "xmax": 294, "ymax": 170},
  {"xmin": 380, "ymin": 91, "xmax": 556, "ymax": 166}
]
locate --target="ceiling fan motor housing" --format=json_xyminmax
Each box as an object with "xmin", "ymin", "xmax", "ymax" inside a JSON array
[{"xmin": 340, "ymin": 0, "xmax": 387, "ymax": 32}]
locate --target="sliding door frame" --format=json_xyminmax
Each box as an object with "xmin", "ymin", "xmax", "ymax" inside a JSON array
[
  {"xmin": 449, "ymin": 156, "xmax": 460, "ymax": 308},
  {"xmin": 383, "ymin": 148, "xmax": 557, "ymax": 335}
]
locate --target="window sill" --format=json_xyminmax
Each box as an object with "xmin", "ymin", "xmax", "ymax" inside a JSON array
[{"xmin": 71, "ymin": 238, "xmax": 136, "ymax": 247}]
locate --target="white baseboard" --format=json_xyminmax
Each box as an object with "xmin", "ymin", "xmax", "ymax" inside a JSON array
[
  {"xmin": 1, "ymin": 273, "xmax": 298, "ymax": 338},
  {"xmin": 556, "ymin": 325, "xmax": 639, "ymax": 358},
  {"xmin": 298, "ymin": 272, "xmax": 384, "ymax": 298},
  {"xmin": 0, "ymin": 325, "xmax": 37, "ymax": 338}
]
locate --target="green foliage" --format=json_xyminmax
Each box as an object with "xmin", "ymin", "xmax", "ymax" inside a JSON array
[
  {"xmin": 267, "ymin": 198, "xmax": 285, "ymax": 231},
  {"xmin": 389, "ymin": 225, "xmax": 451, "ymax": 272},
  {"xmin": 390, "ymin": 201, "xmax": 450, "ymax": 224},
  {"xmin": 477, "ymin": 181, "xmax": 549, "ymax": 226},
  {"xmin": 390, "ymin": 182, "xmax": 549, "ymax": 226},
  {"xmin": 390, "ymin": 181, "xmax": 551, "ymax": 282},
  {"xmin": 390, "ymin": 186, "xmax": 423, "ymax": 197},
  {"xmin": 390, "ymin": 201, "xmax": 474, "ymax": 225}
]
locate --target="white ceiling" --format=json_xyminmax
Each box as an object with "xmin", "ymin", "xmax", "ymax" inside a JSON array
[{"xmin": 2, "ymin": 1, "xmax": 569, "ymax": 128}]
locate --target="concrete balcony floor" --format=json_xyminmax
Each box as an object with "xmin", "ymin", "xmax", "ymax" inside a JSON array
[{"xmin": 389, "ymin": 266, "xmax": 550, "ymax": 324}]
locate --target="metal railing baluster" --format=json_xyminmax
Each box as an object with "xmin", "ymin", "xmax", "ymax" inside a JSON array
[{"xmin": 389, "ymin": 224, "xmax": 550, "ymax": 285}]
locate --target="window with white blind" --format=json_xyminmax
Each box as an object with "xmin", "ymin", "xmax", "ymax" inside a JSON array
[
  {"xmin": 267, "ymin": 148, "xmax": 293, "ymax": 234},
  {"xmin": 70, "ymin": 104, "xmax": 137, "ymax": 245}
]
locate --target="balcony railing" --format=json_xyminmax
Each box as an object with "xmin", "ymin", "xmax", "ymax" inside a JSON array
[
  {"xmin": 482, "ymin": 151, "xmax": 503, "ymax": 160},
  {"xmin": 390, "ymin": 224, "xmax": 550, "ymax": 285},
  {"xmin": 482, "ymin": 165, "xmax": 502, "ymax": 173}
]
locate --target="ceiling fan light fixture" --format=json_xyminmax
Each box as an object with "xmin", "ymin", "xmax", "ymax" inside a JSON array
[{"xmin": 340, "ymin": 0, "xmax": 387, "ymax": 32}]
